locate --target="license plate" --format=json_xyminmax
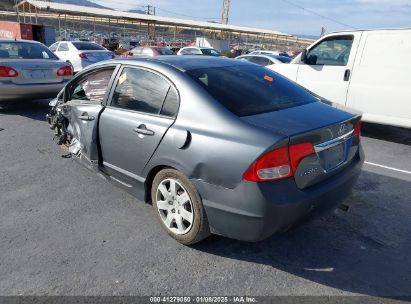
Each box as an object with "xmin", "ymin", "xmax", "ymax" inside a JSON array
[
  {"xmin": 24, "ymin": 69, "xmax": 49, "ymax": 79},
  {"xmin": 321, "ymin": 143, "xmax": 345, "ymax": 171}
]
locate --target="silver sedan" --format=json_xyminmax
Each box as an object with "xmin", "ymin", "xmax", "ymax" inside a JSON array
[{"xmin": 0, "ymin": 39, "xmax": 73, "ymax": 103}]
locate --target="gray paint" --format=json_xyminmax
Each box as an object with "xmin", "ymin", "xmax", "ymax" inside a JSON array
[{"xmin": 48, "ymin": 56, "xmax": 364, "ymax": 241}]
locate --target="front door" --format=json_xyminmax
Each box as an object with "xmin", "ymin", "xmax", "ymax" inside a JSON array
[
  {"xmin": 99, "ymin": 66, "xmax": 180, "ymax": 184},
  {"xmin": 63, "ymin": 66, "xmax": 117, "ymax": 164},
  {"xmin": 296, "ymin": 34, "xmax": 360, "ymax": 105}
]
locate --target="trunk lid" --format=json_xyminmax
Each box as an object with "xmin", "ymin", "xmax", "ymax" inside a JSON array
[
  {"xmin": 242, "ymin": 102, "xmax": 361, "ymax": 189},
  {"xmin": 1, "ymin": 59, "xmax": 70, "ymax": 84}
]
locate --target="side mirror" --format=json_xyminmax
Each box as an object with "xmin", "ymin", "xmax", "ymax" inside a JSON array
[{"xmin": 300, "ymin": 49, "xmax": 307, "ymax": 63}]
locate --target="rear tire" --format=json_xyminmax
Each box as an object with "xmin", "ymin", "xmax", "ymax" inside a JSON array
[{"xmin": 151, "ymin": 169, "xmax": 210, "ymax": 245}]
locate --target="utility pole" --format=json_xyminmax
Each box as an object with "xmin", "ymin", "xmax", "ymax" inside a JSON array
[
  {"xmin": 146, "ymin": 5, "xmax": 155, "ymax": 15},
  {"xmin": 221, "ymin": 0, "xmax": 231, "ymax": 24}
]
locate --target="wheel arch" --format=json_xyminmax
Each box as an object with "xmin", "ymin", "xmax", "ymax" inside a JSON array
[{"xmin": 144, "ymin": 165, "xmax": 176, "ymax": 203}]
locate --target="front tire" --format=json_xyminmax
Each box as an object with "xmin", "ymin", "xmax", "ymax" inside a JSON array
[{"xmin": 151, "ymin": 169, "xmax": 210, "ymax": 245}]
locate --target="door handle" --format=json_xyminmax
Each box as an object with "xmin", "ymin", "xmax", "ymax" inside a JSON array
[
  {"xmin": 344, "ymin": 69, "xmax": 351, "ymax": 81},
  {"xmin": 134, "ymin": 124, "xmax": 155, "ymax": 136},
  {"xmin": 79, "ymin": 113, "xmax": 95, "ymax": 121}
]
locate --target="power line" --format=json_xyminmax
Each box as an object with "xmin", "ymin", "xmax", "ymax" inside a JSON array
[{"xmin": 280, "ymin": 0, "xmax": 356, "ymax": 29}]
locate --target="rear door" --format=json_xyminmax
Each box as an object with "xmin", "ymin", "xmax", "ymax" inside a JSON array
[
  {"xmin": 63, "ymin": 65, "xmax": 119, "ymax": 164},
  {"xmin": 296, "ymin": 33, "xmax": 362, "ymax": 105},
  {"xmin": 99, "ymin": 66, "xmax": 179, "ymax": 183}
]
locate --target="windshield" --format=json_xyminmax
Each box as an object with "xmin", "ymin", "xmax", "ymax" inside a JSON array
[
  {"xmin": 154, "ymin": 47, "xmax": 174, "ymax": 55},
  {"xmin": 186, "ymin": 64, "xmax": 317, "ymax": 117},
  {"xmin": 0, "ymin": 42, "xmax": 58, "ymax": 60},
  {"xmin": 201, "ymin": 48, "xmax": 221, "ymax": 56},
  {"xmin": 72, "ymin": 42, "xmax": 106, "ymax": 51}
]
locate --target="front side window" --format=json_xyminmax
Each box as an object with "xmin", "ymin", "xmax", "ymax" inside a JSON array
[
  {"xmin": 0, "ymin": 42, "xmax": 57, "ymax": 59},
  {"xmin": 111, "ymin": 67, "xmax": 175, "ymax": 116},
  {"xmin": 186, "ymin": 64, "xmax": 317, "ymax": 117},
  {"xmin": 306, "ymin": 35, "xmax": 353, "ymax": 66},
  {"xmin": 69, "ymin": 68, "xmax": 114, "ymax": 103}
]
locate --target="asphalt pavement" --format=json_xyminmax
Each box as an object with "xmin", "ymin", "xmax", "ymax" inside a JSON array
[{"xmin": 0, "ymin": 100, "xmax": 410, "ymax": 297}]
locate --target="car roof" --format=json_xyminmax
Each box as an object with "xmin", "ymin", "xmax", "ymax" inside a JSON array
[{"xmin": 112, "ymin": 55, "xmax": 247, "ymax": 71}]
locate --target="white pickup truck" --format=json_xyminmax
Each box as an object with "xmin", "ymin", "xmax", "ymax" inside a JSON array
[{"xmin": 269, "ymin": 29, "xmax": 411, "ymax": 128}]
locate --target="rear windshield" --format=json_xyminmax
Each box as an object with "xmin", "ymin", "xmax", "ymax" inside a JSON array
[
  {"xmin": 72, "ymin": 42, "xmax": 106, "ymax": 51},
  {"xmin": 153, "ymin": 47, "xmax": 174, "ymax": 55},
  {"xmin": 0, "ymin": 42, "xmax": 58, "ymax": 60},
  {"xmin": 201, "ymin": 48, "xmax": 221, "ymax": 56},
  {"xmin": 186, "ymin": 64, "xmax": 317, "ymax": 117}
]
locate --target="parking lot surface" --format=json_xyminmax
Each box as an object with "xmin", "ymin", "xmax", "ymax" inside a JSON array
[{"xmin": 0, "ymin": 100, "xmax": 410, "ymax": 297}]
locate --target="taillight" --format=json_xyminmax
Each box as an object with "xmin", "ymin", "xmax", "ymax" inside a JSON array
[
  {"xmin": 0, "ymin": 66, "xmax": 18, "ymax": 77},
  {"xmin": 353, "ymin": 120, "xmax": 361, "ymax": 142},
  {"xmin": 243, "ymin": 142, "xmax": 315, "ymax": 182},
  {"xmin": 57, "ymin": 66, "xmax": 73, "ymax": 77},
  {"xmin": 289, "ymin": 142, "xmax": 315, "ymax": 172},
  {"xmin": 243, "ymin": 147, "xmax": 292, "ymax": 182},
  {"xmin": 79, "ymin": 53, "xmax": 88, "ymax": 59}
]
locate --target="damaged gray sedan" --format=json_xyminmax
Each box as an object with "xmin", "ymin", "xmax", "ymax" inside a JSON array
[{"xmin": 47, "ymin": 56, "xmax": 364, "ymax": 244}]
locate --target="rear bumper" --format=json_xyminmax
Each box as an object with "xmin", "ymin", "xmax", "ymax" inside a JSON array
[
  {"xmin": 0, "ymin": 80, "xmax": 69, "ymax": 102},
  {"xmin": 192, "ymin": 147, "xmax": 364, "ymax": 242}
]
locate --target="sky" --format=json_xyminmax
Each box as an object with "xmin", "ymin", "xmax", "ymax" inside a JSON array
[{"xmin": 90, "ymin": 0, "xmax": 411, "ymax": 36}]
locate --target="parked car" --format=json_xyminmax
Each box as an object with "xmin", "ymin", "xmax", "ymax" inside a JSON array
[
  {"xmin": 235, "ymin": 54, "xmax": 290, "ymax": 66},
  {"xmin": 121, "ymin": 46, "xmax": 174, "ymax": 58},
  {"xmin": 177, "ymin": 47, "xmax": 221, "ymax": 56},
  {"xmin": 47, "ymin": 56, "xmax": 364, "ymax": 244},
  {"xmin": 269, "ymin": 29, "xmax": 411, "ymax": 128},
  {"xmin": 0, "ymin": 39, "xmax": 73, "ymax": 103},
  {"xmin": 249, "ymin": 50, "xmax": 280, "ymax": 55},
  {"xmin": 49, "ymin": 41, "xmax": 114, "ymax": 73}
]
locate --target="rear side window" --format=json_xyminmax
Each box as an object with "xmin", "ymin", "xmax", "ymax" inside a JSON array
[
  {"xmin": 142, "ymin": 48, "xmax": 154, "ymax": 56},
  {"xmin": 154, "ymin": 47, "xmax": 174, "ymax": 55},
  {"xmin": 160, "ymin": 87, "xmax": 179, "ymax": 118},
  {"xmin": 72, "ymin": 42, "xmax": 105, "ymax": 51},
  {"xmin": 69, "ymin": 68, "xmax": 115, "ymax": 103},
  {"xmin": 186, "ymin": 64, "xmax": 317, "ymax": 117},
  {"xmin": 111, "ymin": 67, "xmax": 175, "ymax": 116},
  {"xmin": 57, "ymin": 43, "xmax": 69, "ymax": 52},
  {"xmin": 248, "ymin": 56, "xmax": 270, "ymax": 66},
  {"xmin": 131, "ymin": 47, "xmax": 143, "ymax": 55},
  {"xmin": 49, "ymin": 42, "xmax": 59, "ymax": 52}
]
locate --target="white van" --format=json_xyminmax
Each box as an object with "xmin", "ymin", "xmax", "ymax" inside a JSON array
[{"xmin": 269, "ymin": 29, "xmax": 411, "ymax": 128}]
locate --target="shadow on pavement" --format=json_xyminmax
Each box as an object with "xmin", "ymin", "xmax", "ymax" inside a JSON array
[
  {"xmin": 193, "ymin": 170, "xmax": 411, "ymax": 297},
  {"xmin": 362, "ymin": 122, "xmax": 411, "ymax": 146},
  {"xmin": 0, "ymin": 99, "xmax": 51, "ymax": 122}
]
